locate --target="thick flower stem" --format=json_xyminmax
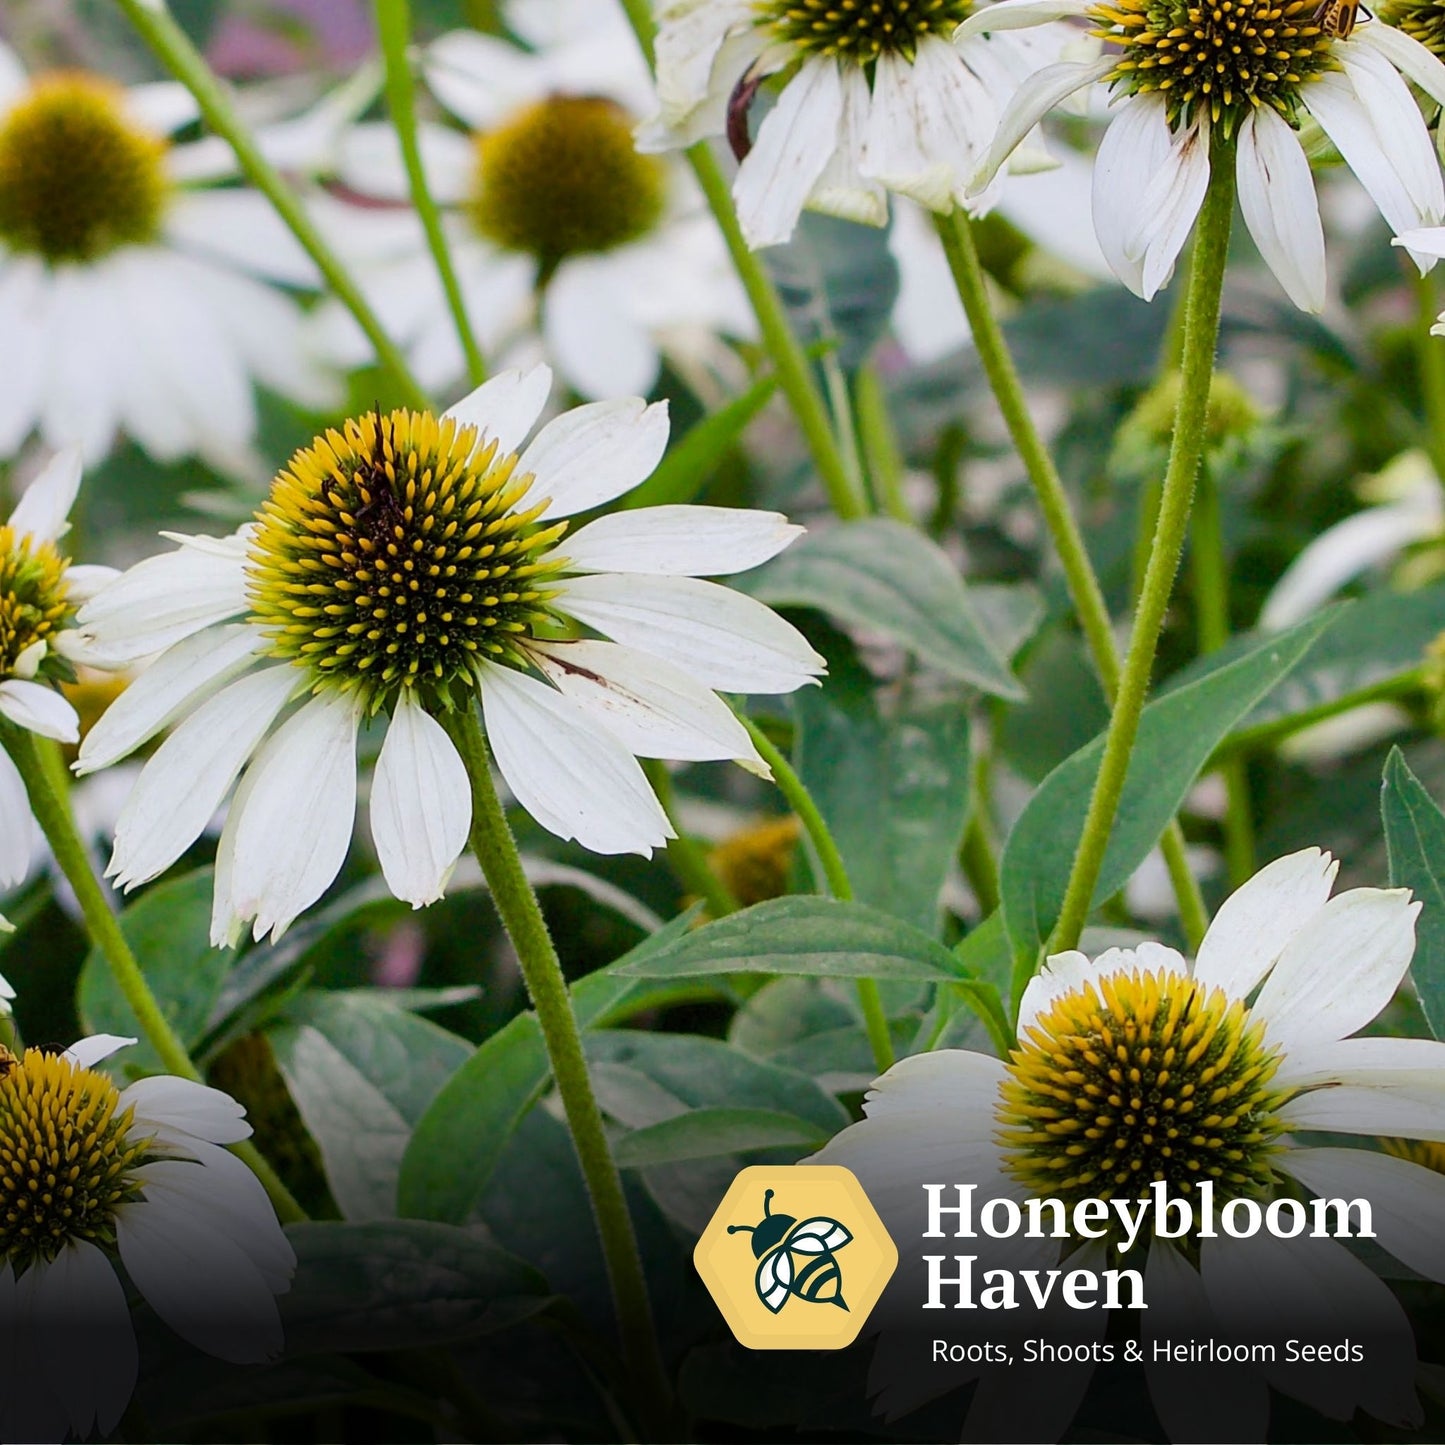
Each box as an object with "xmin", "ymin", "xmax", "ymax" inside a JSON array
[
  {"xmin": 375, "ymin": 0, "xmax": 486, "ymax": 387},
  {"xmin": 115, "ymin": 0, "xmax": 431, "ymax": 413},
  {"xmin": 1047, "ymin": 156, "xmax": 1236, "ymax": 956},
  {"xmin": 936, "ymin": 206, "xmax": 1209, "ymax": 948},
  {"xmin": 0, "ymin": 728, "xmax": 306, "ymax": 1225},
  {"xmin": 441, "ymin": 708, "xmax": 671, "ymax": 1428},
  {"xmin": 737, "ymin": 715, "xmax": 894, "ymax": 1073},
  {"xmin": 614, "ymin": 0, "xmax": 866, "ymax": 520}
]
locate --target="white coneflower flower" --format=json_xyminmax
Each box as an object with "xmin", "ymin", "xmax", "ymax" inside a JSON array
[
  {"xmin": 819, "ymin": 848, "xmax": 1445, "ymax": 1437},
  {"xmin": 0, "ymin": 450, "xmax": 118, "ymax": 892},
  {"xmin": 316, "ymin": 0, "xmax": 747, "ymax": 400},
  {"xmin": 964, "ymin": 0, "xmax": 1445, "ymax": 308},
  {"xmin": 0, "ymin": 42, "xmax": 341, "ymax": 470},
  {"xmin": 71, "ymin": 364, "xmax": 823, "ymax": 945},
  {"xmin": 0, "ymin": 1032, "xmax": 293, "ymax": 1443},
  {"xmin": 639, "ymin": 0, "xmax": 1075, "ymax": 248}
]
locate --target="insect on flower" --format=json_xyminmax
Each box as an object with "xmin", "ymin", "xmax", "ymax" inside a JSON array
[
  {"xmin": 1314, "ymin": 0, "xmax": 1368, "ymax": 39},
  {"xmin": 727, "ymin": 1188, "xmax": 853, "ymax": 1313}
]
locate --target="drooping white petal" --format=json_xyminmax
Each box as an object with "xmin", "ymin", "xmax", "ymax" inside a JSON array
[
  {"xmin": 735, "ymin": 57, "xmax": 845, "ymax": 249},
  {"xmin": 226, "ymin": 692, "xmax": 361, "ymax": 943},
  {"xmin": 108, "ymin": 665, "xmax": 297, "ymax": 890},
  {"xmin": 1018, "ymin": 941, "xmax": 1187, "ymax": 1037},
  {"xmin": 862, "ymin": 48, "xmax": 960, "ymax": 212},
  {"xmin": 1134, "ymin": 117, "xmax": 1210, "ymax": 300},
  {"xmin": 563, "ymin": 505, "xmax": 802, "ymax": 576},
  {"xmin": 811, "ymin": 62, "xmax": 888, "ymax": 225},
  {"xmin": 557, "ymin": 573, "xmax": 826, "ymax": 693},
  {"xmin": 651, "ymin": 0, "xmax": 752, "ymax": 124},
  {"xmin": 1193, "ymin": 847, "xmax": 1338, "ymax": 1001},
  {"xmin": 479, "ymin": 664, "xmax": 673, "ymax": 856},
  {"xmin": 74, "ymin": 539, "xmax": 249, "ymax": 666},
  {"xmin": 0, "ymin": 744, "xmax": 31, "ymax": 889},
  {"xmin": 1143, "ymin": 1242, "xmax": 1271, "ymax": 1444},
  {"xmin": 76, "ymin": 624, "xmax": 262, "ymax": 775},
  {"xmin": 1251, "ymin": 887, "xmax": 1420, "ymax": 1049},
  {"xmin": 1353, "ymin": 22, "xmax": 1445, "ymax": 107},
  {"xmin": 530, "ymin": 639, "xmax": 765, "ymax": 768},
  {"xmin": 0, "ymin": 680, "xmax": 79, "ymax": 742},
  {"xmin": 1286, "ymin": 1146, "xmax": 1445, "ymax": 1284},
  {"xmin": 7, "ymin": 447, "xmax": 81, "ymax": 543},
  {"xmin": 28, "ymin": 1239, "xmax": 137, "ymax": 1439},
  {"xmin": 955, "ymin": 0, "xmax": 1091, "ymax": 39},
  {"xmin": 1235, "ymin": 106, "xmax": 1327, "ymax": 312},
  {"xmin": 371, "ymin": 693, "xmax": 471, "ymax": 908},
  {"xmin": 519, "ymin": 397, "xmax": 670, "ymax": 520},
  {"xmin": 972, "ymin": 57, "xmax": 1113, "ymax": 192},
  {"xmin": 1396, "ymin": 225, "xmax": 1445, "ymax": 258},
  {"xmin": 64, "ymin": 1034, "xmax": 136, "ymax": 1070},
  {"xmin": 122, "ymin": 1074, "xmax": 252, "ymax": 1144},
  {"xmin": 116, "ymin": 1199, "xmax": 285, "ymax": 1364},
  {"xmin": 444, "ymin": 364, "xmax": 553, "ymax": 458},
  {"xmin": 1202, "ymin": 1233, "xmax": 1420, "ymax": 1426}
]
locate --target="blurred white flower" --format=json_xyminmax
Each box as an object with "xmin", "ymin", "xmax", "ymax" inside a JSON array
[
  {"xmin": 0, "ymin": 1033, "xmax": 294, "ymax": 1443},
  {"xmin": 70, "ymin": 365, "xmax": 823, "ymax": 944},
  {"xmin": 967, "ymin": 6, "xmax": 1445, "ymax": 308},
  {"xmin": 315, "ymin": 0, "xmax": 748, "ymax": 400},
  {"xmin": 819, "ymin": 848, "xmax": 1443, "ymax": 1437},
  {"xmin": 0, "ymin": 44, "xmax": 346, "ymax": 472},
  {"xmin": 639, "ymin": 0, "xmax": 1074, "ymax": 247}
]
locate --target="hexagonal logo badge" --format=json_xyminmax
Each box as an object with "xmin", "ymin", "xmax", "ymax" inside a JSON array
[{"xmin": 694, "ymin": 1164, "xmax": 898, "ymax": 1350}]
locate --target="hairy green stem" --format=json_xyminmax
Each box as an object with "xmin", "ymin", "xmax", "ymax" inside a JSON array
[
  {"xmin": 614, "ymin": 0, "xmax": 865, "ymax": 519},
  {"xmin": 441, "ymin": 710, "xmax": 670, "ymax": 1426},
  {"xmin": 1048, "ymin": 156, "xmax": 1236, "ymax": 954},
  {"xmin": 855, "ymin": 364, "xmax": 911, "ymax": 522},
  {"xmin": 2, "ymin": 728, "xmax": 305, "ymax": 1224},
  {"xmin": 116, "ymin": 0, "xmax": 430, "ymax": 411},
  {"xmin": 936, "ymin": 207, "xmax": 1208, "ymax": 945},
  {"xmin": 737, "ymin": 715, "xmax": 893, "ymax": 1072},
  {"xmin": 375, "ymin": 0, "xmax": 486, "ymax": 386},
  {"xmin": 643, "ymin": 760, "xmax": 740, "ymax": 919}
]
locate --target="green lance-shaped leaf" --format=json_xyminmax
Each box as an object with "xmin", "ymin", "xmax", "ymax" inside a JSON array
[
  {"xmin": 1382, "ymin": 747, "xmax": 1445, "ymax": 1040},
  {"xmin": 613, "ymin": 1107, "xmax": 830, "ymax": 1167},
  {"xmin": 742, "ymin": 518, "xmax": 1024, "ymax": 697},
  {"xmin": 1000, "ymin": 609, "xmax": 1335, "ymax": 965}
]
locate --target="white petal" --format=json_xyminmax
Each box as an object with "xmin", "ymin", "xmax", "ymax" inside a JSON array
[
  {"xmin": 1136, "ymin": 118, "xmax": 1210, "ymax": 300},
  {"xmin": 1280, "ymin": 1084, "xmax": 1445, "ymax": 1139},
  {"xmin": 0, "ymin": 40, "xmax": 27, "ymax": 109},
  {"xmin": 480, "ymin": 664, "xmax": 673, "ymax": 856},
  {"xmin": 108, "ymin": 665, "xmax": 297, "ymax": 890},
  {"xmin": 557, "ymin": 573, "xmax": 826, "ymax": 693},
  {"xmin": 1235, "ymin": 106, "xmax": 1326, "ymax": 311},
  {"xmin": 1286, "ymin": 1146, "xmax": 1445, "ymax": 1284},
  {"xmin": 1274, "ymin": 1033, "xmax": 1445, "ymax": 1090},
  {"xmin": 443, "ymin": 364, "xmax": 552, "ymax": 458},
  {"xmin": 116, "ymin": 1198, "xmax": 284, "ymax": 1363},
  {"xmin": 423, "ymin": 30, "xmax": 547, "ymax": 130},
  {"xmin": 7, "ymin": 448, "xmax": 81, "ymax": 543},
  {"xmin": 564, "ymin": 505, "xmax": 803, "ymax": 577},
  {"xmin": 543, "ymin": 254, "xmax": 662, "ymax": 400},
  {"xmin": 74, "ymin": 539, "xmax": 249, "ymax": 666},
  {"xmin": 1143, "ymin": 1242, "xmax": 1270, "ymax": 1444},
  {"xmin": 125, "ymin": 80, "xmax": 199, "ymax": 135},
  {"xmin": 1093, "ymin": 95, "xmax": 1173, "ymax": 296},
  {"xmin": 1193, "ymin": 847, "xmax": 1338, "ymax": 1001},
  {"xmin": 1018, "ymin": 941, "xmax": 1187, "ymax": 1037},
  {"xmin": 811, "ymin": 62, "xmax": 887, "ymax": 225},
  {"xmin": 519, "ymin": 397, "xmax": 670, "ymax": 520},
  {"xmin": 0, "ymin": 744, "xmax": 31, "ymax": 889},
  {"xmin": 1252, "ymin": 887, "xmax": 1420, "ymax": 1049},
  {"xmin": 651, "ymin": 0, "xmax": 752, "ymax": 123},
  {"xmin": 862, "ymin": 48, "xmax": 963, "ymax": 212},
  {"xmin": 973, "ymin": 57, "xmax": 1112, "ymax": 191},
  {"xmin": 76, "ymin": 625, "xmax": 262, "ymax": 775},
  {"xmin": 227, "ymin": 693, "xmax": 361, "ymax": 943},
  {"xmin": 1355, "ymin": 20, "xmax": 1445, "ymax": 106},
  {"xmin": 164, "ymin": 189, "xmax": 319, "ymax": 288},
  {"xmin": 28, "ymin": 1240, "xmax": 137, "ymax": 1438},
  {"xmin": 371, "ymin": 694, "xmax": 471, "ymax": 908},
  {"xmin": 122, "ymin": 1074, "xmax": 252, "ymax": 1144},
  {"xmin": 0, "ymin": 680, "xmax": 79, "ymax": 742},
  {"xmin": 1397, "ymin": 224, "xmax": 1445, "ymax": 258},
  {"xmin": 64, "ymin": 1034, "xmax": 137, "ymax": 1069},
  {"xmin": 1202, "ymin": 1233, "xmax": 1420, "ymax": 1426},
  {"xmin": 530, "ymin": 638, "xmax": 764, "ymax": 766},
  {"xmin": 735, "ymin": 57, "xmax": 845, "ymax": 249},
  {"xmin": 63, "ymin": 564, "xmax": 121, "ymax": 605},
  {"xmin": 956, "ymin": 0, "xmax": 1091, "ymax": 38}
]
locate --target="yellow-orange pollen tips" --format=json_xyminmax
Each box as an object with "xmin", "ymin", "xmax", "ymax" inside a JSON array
[
  {"xmin": 0, "ymin": 525, "xmax": 71, "ymax": 682},
  {"xmin": 468, "ymin": 96, "xmax": 666, "ymax": 272},
  {"xmin": 0, "ymin": 73, "xmax": 168, "ymax": 264},
  {"xmin": 1091, "ymin": 0, "xmax": 1336, "ymax": 133},
  {"xmin": 246, "ymin": 408, "xmax": 569, "ymax": 710},
  {"xmin": 0, "ymin": 1046, "xmax": 147, "ymax": 1270},
  {"xmin": 997, "ymin": 968, "xmax": 1285, "ymax": 1222},
  {"xmin": 757, "ymin": 0, "xmax": 974, "ymax": 60}
]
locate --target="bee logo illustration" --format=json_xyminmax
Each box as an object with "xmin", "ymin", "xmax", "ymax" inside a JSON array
[{"xmin": 727, "ymin": 1188, "xmax": 853, "ymax": 1314}]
